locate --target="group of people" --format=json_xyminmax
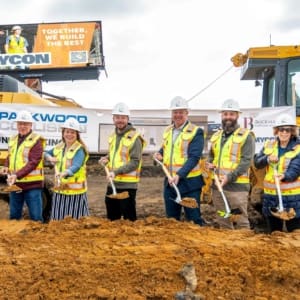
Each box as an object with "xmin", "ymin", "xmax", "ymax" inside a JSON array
[
  {"xmin": 0, "ymin": 110, "xmax": 89, "ymax": 222},
  {"xmin": 1, "ymin": 96, "xmax": 300, "ymax": 233}
]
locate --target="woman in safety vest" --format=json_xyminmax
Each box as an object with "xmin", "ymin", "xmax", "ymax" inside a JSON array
[
  {"xmin": 254, "ymin": 113, "xmax": 300, "ymax": 233},
  {"xmin": 45, "ymin": 117, "xmax": 90, "ymax": 220}
]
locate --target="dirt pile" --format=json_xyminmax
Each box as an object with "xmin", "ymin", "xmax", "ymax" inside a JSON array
[{"xmin": 0, "ymin": 217, "xmax": 299, "ymax": 299}]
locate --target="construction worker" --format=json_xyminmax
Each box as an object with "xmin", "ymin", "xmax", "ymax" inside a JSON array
[
  {"xmin": 254, "ymin": 114, "xmax": 300, "ymax": 232},
  {"xmin": 44, "ymin": 118, "xmax": 90, "ymax": 220},
  {"xmin": 99, "ymin": 102, "xmax": 145, "ymax": 221},
  {"xmin": 4, "ymin": 25, "xmax": 29, "ymax": 54},
  {"xmin": 206, "ymin": 99, "xmax": 255, "ymax": 229},
  {"xmin": 154, "ymin": 96, "xmax": 205, "ymax": 226},
  {"xmin": 0, "ymin": 110, "xmax": 45, "ymax": 222}
]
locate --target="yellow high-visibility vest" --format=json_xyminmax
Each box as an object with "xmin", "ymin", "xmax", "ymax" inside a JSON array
[
  {"xmin": 108, "ymin": 129, "xmax": 145, "ymax": 183},
  {"xmin": 7, "ymin": 35, "xmax": 26, "ymax": 53},
  {"xmin": 53, "ymin": 141, "xmax": 88, "ymax": 195},
  {"xmin": 8, "ymin": 132, "xmax": 45, "ymax": 182},
  {"xmin": 162, "ymin": 122, "xmax": 201, "ymax": 178},
  {"xmin": 210, "ymin": 128, "xmax": 252, "ymax": 184},
  {"xmin": 263, "ymin": 140, "xmax": 300, "ymax": 195}
]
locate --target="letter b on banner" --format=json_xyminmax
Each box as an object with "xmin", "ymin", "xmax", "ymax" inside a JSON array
[{"xmin": 243, "ymin": 117, "xmax": 253, "ymax": 130}]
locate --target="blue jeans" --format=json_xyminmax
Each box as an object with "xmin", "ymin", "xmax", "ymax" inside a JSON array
[
  {"xmin": 163, "ymin": 187, "xmax": 203, "ymax": 226},
  {"xmin": 9, "ymin": 188, "xmax": 43, "ymax": 222}
]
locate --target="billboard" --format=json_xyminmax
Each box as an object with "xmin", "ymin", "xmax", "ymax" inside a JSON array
[{"xmin": 0, "ymin": 21, "xmax": 104, "ymax": 81}]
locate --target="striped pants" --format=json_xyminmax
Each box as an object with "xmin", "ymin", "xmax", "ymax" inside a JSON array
[{"xmin": 50, "ymin": 192, "xmax": 90, "ymax": 220}]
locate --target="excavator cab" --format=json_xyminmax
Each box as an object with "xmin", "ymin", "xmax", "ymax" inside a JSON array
[{"xmin": 232, "ymin": 45, "xmax": 300, "ymax": 126}]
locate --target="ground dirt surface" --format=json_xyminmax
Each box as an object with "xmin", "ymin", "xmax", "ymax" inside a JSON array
[{"xmin": 0, "ymin": 163, "xmax": 299, "ymax": 299}]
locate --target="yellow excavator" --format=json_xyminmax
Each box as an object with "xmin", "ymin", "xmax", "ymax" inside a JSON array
[
  {"xmin": 231, "ymin": 44, "xmax": 300, "ymax": 125},
  {"xmin": 0, "ymin": 75, "xmax": 82, "ymax": 164},
  {"xmin": 233, "ymin": 44, "xmax": 300, "ymax": 222},
  {"xmin": 201, "ymin": 44, "xmax": 300, "ymax": 227}
]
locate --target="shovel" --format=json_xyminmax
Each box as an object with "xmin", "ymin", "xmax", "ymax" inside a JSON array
[
  {"xmin": 213, "ymin": 170, "xmax": 241, "ymax": 220},
  {"xmin": 101, "ymin": 163, "xmax": 129, "ymax": 200},
  {"xmin": 153, "ymin": 157, "xmax": 198, "ymax": 208},
  {"xmin": 1, "ymin": 172, "xmax": 22, "ymax": 193},
  {"xmin": 270, "ymin": 168, "xmax": 296, "ymax": 220}
]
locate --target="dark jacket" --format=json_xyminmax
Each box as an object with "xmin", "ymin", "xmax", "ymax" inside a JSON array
[{"xmin": 254, "ymin": 136, "xmax": 300, "ymax": 217}]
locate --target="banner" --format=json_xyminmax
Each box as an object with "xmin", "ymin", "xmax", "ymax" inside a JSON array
[
  {"xmin": 0, "ymin": 21, "xmax": 103, "ymax": 71},
  {"xmin": 0, "ymin": 105, "xmax": 296, "ymax": 155}
]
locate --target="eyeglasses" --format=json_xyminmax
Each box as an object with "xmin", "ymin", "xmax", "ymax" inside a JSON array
[{"xmin": 278, "ymin": 127, "xmax": 293, "ymax": 133}]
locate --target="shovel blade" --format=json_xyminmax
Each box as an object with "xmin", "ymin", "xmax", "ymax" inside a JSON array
[
  {"xmin": 107, "ymin": 191, "xmax": 129, "ymax": 200},
  {"xmin": 270, "ymin": 207, "xmax": 296, "ymax": 220},
  {"xmin": 217, "ymin": 207, "xmax": 242, "ymax": 222},
  {"xmin": 179, "ymin": 197, "xmax": 198, "ymax": 208},
  {"xmin": 1, "ymin": 185, "xmax": 22, "ymax": 192}
]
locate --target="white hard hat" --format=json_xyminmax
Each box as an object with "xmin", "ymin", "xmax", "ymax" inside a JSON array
[
  {"xmin": 274, "ymin": 113, "xmax": 296, "ymax": 128},
  {"xmin": 11, "ymin": 25, "xmax": 22, "ymax": 31},
  {"xmin": 112, "ymin": 102, "xmax": 130, "ymax": 116},
  {"xmin": 220, "ymin": 99, "xmax": 241, "ymax": 112},
  {"xmin": 61, "ymin": 117, "xmax": 81, "ymax": 132},
  {"xmin": 170, "ymin": 96, "xmax": 189, "ymax": 110},
  {"xmin": 16, "ymin": 110, "xmax": 34, "ymax": 123}
]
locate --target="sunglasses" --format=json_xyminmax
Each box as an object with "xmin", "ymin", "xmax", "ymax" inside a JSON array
[{"xmin": 278, "ymin": 127, "xmax": 293, "ymax": 133}]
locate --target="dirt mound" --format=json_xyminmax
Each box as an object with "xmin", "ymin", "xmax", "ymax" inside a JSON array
[{"xmin": 0, "ymin": 217, "xmax": 299, "ymax": 299}]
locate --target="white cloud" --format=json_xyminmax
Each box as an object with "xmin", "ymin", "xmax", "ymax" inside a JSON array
[{"xmin": 1, "ymin": 0, "xmax": 299, "ymax": 110}]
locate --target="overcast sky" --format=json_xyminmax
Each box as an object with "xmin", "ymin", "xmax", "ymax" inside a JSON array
[{"xmin": 1, "ymin": 0, "xmax": 300, "ymax": 110}]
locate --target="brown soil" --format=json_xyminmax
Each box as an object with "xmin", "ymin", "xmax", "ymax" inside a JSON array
[{"xmin": 0, "ymin": 165, "xmax": 299, "ymax": 299}]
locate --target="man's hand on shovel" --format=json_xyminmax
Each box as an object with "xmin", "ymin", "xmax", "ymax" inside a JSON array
[
  {"xmin": 98, "ymin": 160, "xmax": 129, "ymax": 200},
  {"xmin": 153, "ymin": 155, "xmax": 198, "ymax": 208}
]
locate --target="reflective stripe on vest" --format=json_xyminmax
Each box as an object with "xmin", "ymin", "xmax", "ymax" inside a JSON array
[
  {"xmin": 8, "ymin": 132, "xmax": 45, "ymax": 182},
  {"xmin": 263, "ymin": 142, "xmax": 300, "ymax": 195},
  {"xmin": 162, "ymin": 122, "xmax": 201, "ymax": 178},
  {"xmin": 108, "ymin": 129, "xmax": 145, "ymax": 183},
  {"xmin": 53, "ymin": 141, "xmax": 88, "ymax": 195},
  {"xmin": 210, "ymin": 127, "xmax": 251, "ymax": 183}
]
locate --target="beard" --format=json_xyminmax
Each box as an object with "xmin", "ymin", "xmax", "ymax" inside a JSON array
[{"xmin": 222, "ymin": 118, "xmax": 238, "ymax": 132}]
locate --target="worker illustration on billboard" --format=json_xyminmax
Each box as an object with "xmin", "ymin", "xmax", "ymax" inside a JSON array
[{"xmin": 4, "ymin": 25, "xmax": 29, "ymax": 54}]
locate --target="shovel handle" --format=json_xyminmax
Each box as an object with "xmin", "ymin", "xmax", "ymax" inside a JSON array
[
  {"xmin": 213, "ymin": 170, "xmax": 223, "ymax": 193},
  {"xmin": 273, "ymin": 168, "xmax": 284, "ymax": 212},
  {"xmin": 153, "ymin": 156, "xmax": 182, "ymax": 203},
  {"xmin": 153, "ymin": 157, "xmax": 173, "ymax": 181},
  {"xmin": 213, "ymin": 170, "xmax": 231, "ymax": 215},
  {"xmin": 101, "ymin": 163, "xmax": 117, "ymax": 195}
]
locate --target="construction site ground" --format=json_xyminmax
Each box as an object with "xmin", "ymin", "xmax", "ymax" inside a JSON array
[{"xmin": 0, "ymin": 162, "xmax": 299, "ymax": 299}]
